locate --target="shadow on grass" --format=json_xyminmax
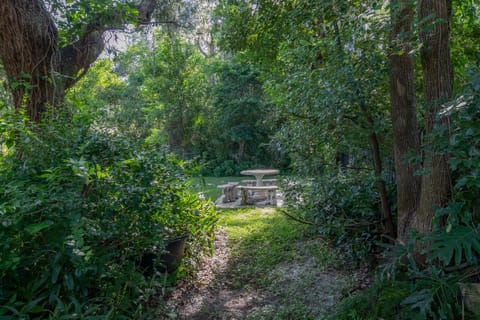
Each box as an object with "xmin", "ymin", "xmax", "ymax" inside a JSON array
[{"xmin": 174, "ymin": 207, "xmax": 346, "ymax": 320}]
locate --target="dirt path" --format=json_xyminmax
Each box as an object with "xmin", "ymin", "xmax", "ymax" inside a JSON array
[
  {"xmin": 166, "ymin": 208, "xmax": 363, "ymax": 320},
  {"xmin": 167, "ymin": 231, "xmax": 265, "ymax": 319}
]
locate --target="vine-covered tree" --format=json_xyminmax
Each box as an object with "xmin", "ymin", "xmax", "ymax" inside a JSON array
[{"xmin": 0, "ymin": 0, "xmax": 157, "ymax": 122}]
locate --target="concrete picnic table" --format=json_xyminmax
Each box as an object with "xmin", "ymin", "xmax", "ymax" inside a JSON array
[{"xmin": 240, "ymin": 169, "xmax": 279, "ymax": 187}]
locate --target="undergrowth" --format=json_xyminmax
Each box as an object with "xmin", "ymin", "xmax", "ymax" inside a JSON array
[
  {"xmin": 0, "ymin": 110, "xmax": 216, "ymax": 319},
  {"xmin": 333, "ymin": 69, "xmax": 480, "ymax": 320}
]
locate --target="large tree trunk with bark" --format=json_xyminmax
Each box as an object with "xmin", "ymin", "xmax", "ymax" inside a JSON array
[
  {"xmin": 389, "ymin": 0, "xmax": 421, "ymax": 244},
  {"xmin": 416, "ymin": 0, "xmax": 453, "ymax": 234},
  {"xmin": 0, "ymin": 0, "xmax": 157, "ymax": 122},
  {"xmin": 0, "ymin": 1, "xmax": 57, "ymax": 122},
  {"xmin": 390, "ymin": 0, "xmax": 454, "ymax": 250}
]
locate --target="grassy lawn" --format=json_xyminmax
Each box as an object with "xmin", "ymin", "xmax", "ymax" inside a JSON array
[
  {"xmin": 219, "ymin": 208, "xmax": 336, "ymax": 283},
  {"xmin": 188, "ymin": 176, "xmax": 246, "ymax": 201}
]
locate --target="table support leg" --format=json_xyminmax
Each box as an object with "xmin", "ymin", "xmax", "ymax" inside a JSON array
[{"xmin": 240, "ymin": 188, "xmax": 248, "ymax": 205}]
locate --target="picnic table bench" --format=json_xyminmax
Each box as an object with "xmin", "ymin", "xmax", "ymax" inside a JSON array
[
  {"xmin": 237, "ymin": 185, "xmax": 279, "ymax": 205},
  {"xmin": 217, "ymin": 182, "xmax": 239, "ymax": 203},
  {"xmin": 241, "ymin": 179, "xmax": 278, "ymax": 186}
]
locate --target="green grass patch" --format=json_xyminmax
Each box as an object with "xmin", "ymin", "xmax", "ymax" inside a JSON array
[
  {"xmin": 213, "ymin": 207, "xmax": 341, "ymax": 319},
  {"xmin": 188, "ymin": 176, "xmax": 246, "ymax": 200},
  {"xmin": 218, "ymin": 208, "xmax": 335, "ymax": 287}
]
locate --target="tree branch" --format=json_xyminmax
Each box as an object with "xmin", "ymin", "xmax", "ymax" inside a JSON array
[
  {"xmin": 55, "ymin": 0, "xmax": 159, "ymax": 99},
  {"xmin": 0, "ymin": 0, "xmax": 160, "ymax": 120},
  {"xmin": 137, "ymin": 0, "xmax": 156, "ymax": 24}
]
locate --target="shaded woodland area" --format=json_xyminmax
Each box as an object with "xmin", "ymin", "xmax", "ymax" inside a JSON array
[{"xmin": 0, "ymin": 0, "xmax": 479, "ymax": 319}]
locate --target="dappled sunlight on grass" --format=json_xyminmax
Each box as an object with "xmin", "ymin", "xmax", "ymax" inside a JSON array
[
  {"xmin": 217, "ymin": 208, "xmax": 279, "ymax": 238},
  {"xmin": 218, "ymin": 208, "xmax": 336, "ymax": 285},
  {"xmin": 169, "ymin": 206, "xmax": 349, "ymax": 319}
]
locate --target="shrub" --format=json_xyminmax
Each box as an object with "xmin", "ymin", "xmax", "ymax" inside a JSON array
[
  {"xmin": 333, "ymin": 279, "xmax": 412, "ymax": 320},
  {"xmin": 283, "ymin": 169, "xmax": 389, "ymax": 262},
  {"xmin": 0, "ymin": 110, "xmax": 216, "ymax": 318}
]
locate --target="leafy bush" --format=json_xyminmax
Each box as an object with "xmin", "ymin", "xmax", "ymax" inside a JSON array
[
  {"xmin": 206, "ymin": 158, "xmax": 261, "ymax": 177},
  {"xmin": 333, "ymin": 279, "xmax": 412, "ymax": 320},
  {"xmin": 283, "ymin": 169, "xmax": 389, "ymax": 262},
  {"xmin": 0, "ymin": 110, "xmax": 216, "ymax": 318}
]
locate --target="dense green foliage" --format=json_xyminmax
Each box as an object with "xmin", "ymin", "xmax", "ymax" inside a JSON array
[
  {"xmin": 0, "ymin": 106, "xmax": 216, "ymax": 318},
  {"xmin": 203, "ymin": 55, "xmax": 278, "ymax": 175},
  {"xmin": 284, "ymin": 170, "xmax": 387, "ymax": 262},
  {"xmin": 71, "ymin": 33, "xmax": 282, "ymax": 176},
  {"xmin": 333, "ymin": 67, "xmax": 480, "ymax": 320},
  {"xmin": 215, "ymin": 0, "xmax": 480, "ymax": 318},
  {"xmin": 216, "ymin": 0, "xmax": 394, "ymax": 259}
]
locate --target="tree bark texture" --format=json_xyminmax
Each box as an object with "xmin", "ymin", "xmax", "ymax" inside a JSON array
[
  {"xmin": 0, "ymin": 0, "xmax": 157, "ymax": 122},
  {"xmin": 389, "ymin": 0, "xmax": 421, "ymax": 244},
  {"xmin": 416, "ymin": 0, "xmax": 453, "ymax": 234},
  {"xmin": 0, "ymin": 1, "xmax": 57, "ymax": 122}
]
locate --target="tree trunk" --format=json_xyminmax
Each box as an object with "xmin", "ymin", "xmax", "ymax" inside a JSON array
[
  {"xmin": 237, "ymin": 141, "xmax": 246, "ymax": 160},
  {"xmin": 370, "ymin": 130, "xmax": 396, "ymax": 238},
  {"xmin": 416, "ymin": 0, "xmax": 453, "ymax": 234},
  {"xmin": 0, "ymin": 0, "xmax": 157, "ymax": 122},
  {"xmin": 0, "ymin": 1, "xmax": 57, "ymax": 122},
  {"xmin": 360, "ymin": 103, "xmax": 395, "ymax": 238},
  {"xmin": 389, "ymin": 0, "xmax": 421, "ymax": 244}
]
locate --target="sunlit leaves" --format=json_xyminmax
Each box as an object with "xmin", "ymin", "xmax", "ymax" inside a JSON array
[{"xmin": 47, "ymin": 0, "xmax": 139, "ymax": 46}]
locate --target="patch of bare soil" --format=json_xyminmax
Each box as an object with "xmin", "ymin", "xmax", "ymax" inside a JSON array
[{"xmin": 165, "ymin": 230, "xmax": 364, "ymax": 320}]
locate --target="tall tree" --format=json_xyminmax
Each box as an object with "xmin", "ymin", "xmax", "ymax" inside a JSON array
[
  {"xmin": 389, "ymin": 0, "xmax": 421, "ymax": 243},
  {"xmin": 416, "ymin": 0, "xmax": 453, "ymax": 234},
  {"xmin": 212, "ymin": 57, "xmax": 270, "ymax": 163},
  {"xmin": 0, "ymin": 0, "xmax": 157, "ymax": 122},
  {"xmin": 390, "ymin": 0, "xmax": 454, "ymax": 248}
]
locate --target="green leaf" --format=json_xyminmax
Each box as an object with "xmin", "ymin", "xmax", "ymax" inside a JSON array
[
  {"xmin": 402, "ymin": 289, "xmax": 433, "ymax": 316},
  {"xmin": 52, "ymin": 264, "xmax": 62, "ymax": 284},
  {"xmin": 25, "ymin": 220, "xmax": 54, "ymax": 234},
  {"xmin": 65, "ymin": 274, "xmax": 75, "ymax": 291},
  {"xmin": 423, "ymin": 225, "xmax": 480, "ymax": 265}
]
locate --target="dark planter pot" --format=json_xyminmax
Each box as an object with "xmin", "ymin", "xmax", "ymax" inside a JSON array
[
  {"xmin": 459, "ymin": 283, "xmax": 480, "ymax": 317},
  {"xmin": 140, "ymin": 235, "xmax": 188, "ymax": 275}
]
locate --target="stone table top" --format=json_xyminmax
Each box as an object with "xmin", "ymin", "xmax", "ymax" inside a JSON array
[{"xmin": 240, "ymin": 169, "xmax": 279, "ymax": 176}]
